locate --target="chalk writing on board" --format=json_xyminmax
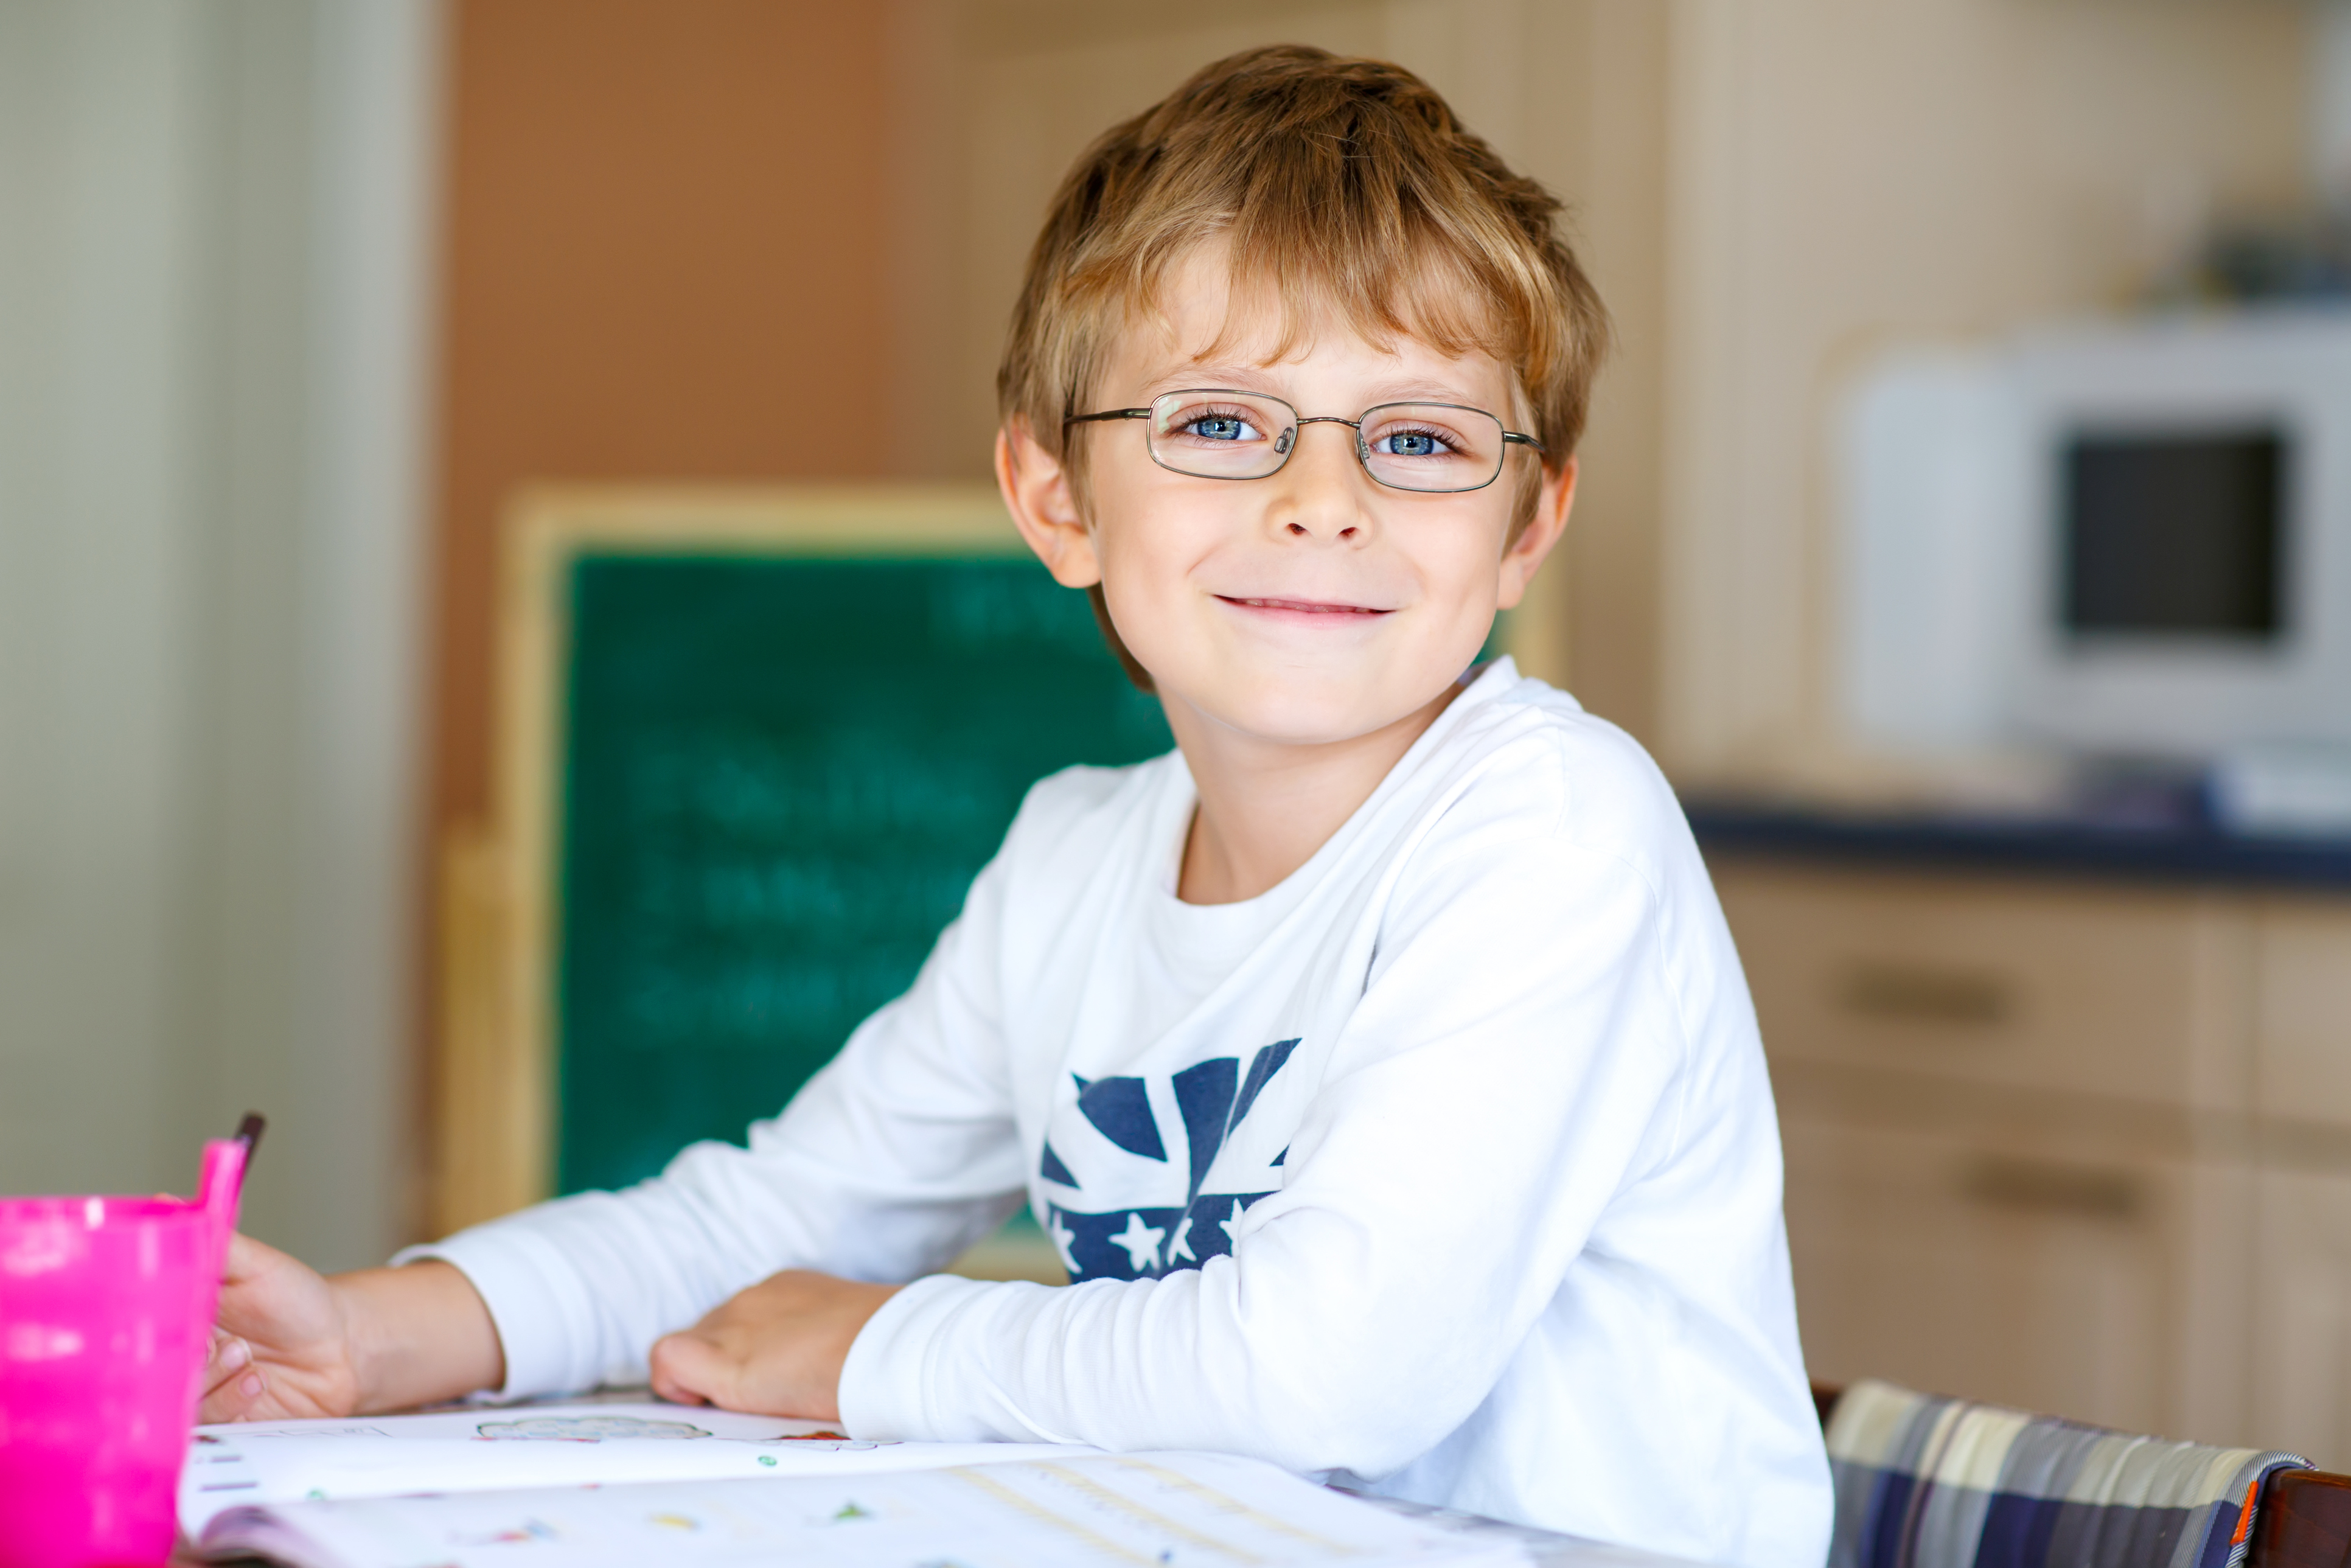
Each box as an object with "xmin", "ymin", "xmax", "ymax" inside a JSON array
[
  {"xmin": 623, "ymin": 952, "xmax": 936, "ymax": 1044},
  {"xmin": 636, "ymin": 855, "xmax": 977, "ymax": 935},
  {"xmin": 629, "ymin": 739, "xmax": 1001, "ymax": 840}
]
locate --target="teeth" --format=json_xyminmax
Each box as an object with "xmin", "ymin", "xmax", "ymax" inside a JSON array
[{"xmin": 1230, "ymin": 596, "xmax": 1379, "ymax": 614}]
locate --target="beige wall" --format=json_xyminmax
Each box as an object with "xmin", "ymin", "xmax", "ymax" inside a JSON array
[
  {"xmin": 0, "ymin": 0, "xmax": 436, "ymax": 1271},
  {"xmin": 1656, "ymin": 0, "xmax": 2311, "ymax": 786}
]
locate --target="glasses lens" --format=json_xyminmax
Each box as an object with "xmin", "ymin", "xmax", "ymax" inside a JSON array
[
  {"xmin": 1359, "ymin": 403, "xmax": 1506, "ymax": 492},
  {"xmin": 1147, "ymin": 391, "xmax": 1297, "ymax": 479}
]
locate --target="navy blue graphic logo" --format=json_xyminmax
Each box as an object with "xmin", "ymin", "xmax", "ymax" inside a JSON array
[{"xmin": 1038, "ymin": 1039, "xmax": 1297, "ymax": 1283}]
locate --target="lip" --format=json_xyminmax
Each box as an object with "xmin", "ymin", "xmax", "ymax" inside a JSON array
[{"xmin": 1214, "ymin": 594, "xmax": 1393, "ymax": 620}]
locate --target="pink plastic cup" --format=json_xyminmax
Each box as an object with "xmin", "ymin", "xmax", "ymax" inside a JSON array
[{"xmin": 0, "ymin": 1141, "xmax": 248, "ymax": 1568}]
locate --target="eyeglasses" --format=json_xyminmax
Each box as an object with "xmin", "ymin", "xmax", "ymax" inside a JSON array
[{"xmin": 1064, "ymin": 389, "xmax": 1542, "ymax": 494}]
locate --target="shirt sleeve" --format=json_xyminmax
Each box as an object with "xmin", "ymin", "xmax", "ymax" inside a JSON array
[
  {"xmin": 399, "ymin": 841, "xmax": 1029, "ymax": 1401},
  {"xmin": 836, "ymin": 818, "xmax": 1694, "ymax": 1479}
]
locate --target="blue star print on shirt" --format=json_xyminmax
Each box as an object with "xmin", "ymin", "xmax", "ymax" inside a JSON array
[{"xmin": 1036, "ymin": 1039, "xmax": 1297, "ymax": 1283}]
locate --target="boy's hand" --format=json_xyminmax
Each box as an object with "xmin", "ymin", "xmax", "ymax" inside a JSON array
[
  {"xmin": 649, "ymin": 1270, "xmax": 900, "ymax": 1423},
  {"xmin": 201, "ymin": 1233, "xmax": 505, "ymax": 1421},
  {"xmin": 201, "ymin": 1233, "xmax": 367, "ymax": 1421}
]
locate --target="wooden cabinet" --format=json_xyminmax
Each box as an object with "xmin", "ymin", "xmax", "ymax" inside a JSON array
[
  {"xmin": 1782, "ymin": 1116, "xmax": 2199, "ymax": 1437},
  {"xmin": 2252, "ymin": 1168, "xmax": 2351, "ymax": 1468},
  {"xmin": 1716, "ymin": 863, "xmax": 2347, "ymax": 1462},
  {"xmin": 2251, "ymin": 904, "xmax": 2351, "ymax": 1468},
  {"xmin": 1722, "ymin": 871, "xmax": 2250, "ymax": 1112}
]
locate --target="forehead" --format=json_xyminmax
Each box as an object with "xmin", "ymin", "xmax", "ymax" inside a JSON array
[{"xmin": 1102, "ymin": 242, "xmax": 1519, "ymax": 404}]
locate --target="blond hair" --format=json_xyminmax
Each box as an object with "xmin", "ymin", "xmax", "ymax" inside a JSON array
[{"xmin": 998, "ymin": 44, "xmax": 1609, "ymax": 688}]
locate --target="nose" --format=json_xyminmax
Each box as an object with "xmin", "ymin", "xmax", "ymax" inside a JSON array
[{"xmin": 1263, "ymin": 420, "xmax": 1373, "ymax": 543}]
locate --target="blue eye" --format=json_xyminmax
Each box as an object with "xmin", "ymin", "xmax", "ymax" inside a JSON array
[
  {"xmin": 1189, "ymin": 415, "xmax": 1250, "ymax": 442},
  {"xmin": 1374, "ymin": 428, "xmax": 1452, "ymax": 459}
]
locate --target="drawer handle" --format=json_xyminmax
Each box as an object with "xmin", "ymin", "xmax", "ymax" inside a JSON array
[
  {"xmin": 1962, "ymin": 1156, "xmax": 2140, "ymax": 1220},
  {"xmin": 1839, "ymin": 961, "xmax": 2012, "ymax": 1025}
]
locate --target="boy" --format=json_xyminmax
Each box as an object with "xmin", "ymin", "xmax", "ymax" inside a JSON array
[{"xmin": 203, "ymin": 46, "xmax": 1832, "ymax": 1568}]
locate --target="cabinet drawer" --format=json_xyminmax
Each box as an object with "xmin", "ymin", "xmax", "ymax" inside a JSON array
[
  {"xmin": 1782, "ymin": 1114, "xmax": 2189, "ymax": 1433},
  {"xmin": 1714, "ymin": 865, "xmax": 2249, "ymax": 1112}
]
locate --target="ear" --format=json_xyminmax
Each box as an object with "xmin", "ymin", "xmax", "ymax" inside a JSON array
[
  {"xmin": 997, "ymin": 423, "xmax": 1102, "ymax": 589},
  {"xmin": 1496, "ymin": 456, "xmax": 1576, "ymax": 613}
]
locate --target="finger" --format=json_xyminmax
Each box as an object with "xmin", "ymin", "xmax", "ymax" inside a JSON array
[
  {"xmin": 199, "ymin": 1368, "xmax": 269, "ymax": 1424},
  {"xmin": 647, "ymin": 1333, "xmax": 720, "ymax": 1407},
  {"xmin": 201, "ymin": 1334, "xmax": 253, "ymax": 1399},
  {"xmin": 648, "ymin": 1334, "xmax": 702, "ymax": 1404}
]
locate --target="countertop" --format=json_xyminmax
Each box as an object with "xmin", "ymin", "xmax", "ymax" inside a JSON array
[{"xmin": 1684, "ymin": 798, "xmax": 2351, "ymax": 891}]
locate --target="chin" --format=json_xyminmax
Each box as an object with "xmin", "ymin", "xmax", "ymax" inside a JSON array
[{"xmin": 1204, "ymin": 677, "xmax": 1402, "ymax": 748}]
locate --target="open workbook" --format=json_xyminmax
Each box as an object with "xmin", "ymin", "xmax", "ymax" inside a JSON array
[{"xmin": 180, "ymin": 1399, "xmax": 1564, "ymax": 1567}]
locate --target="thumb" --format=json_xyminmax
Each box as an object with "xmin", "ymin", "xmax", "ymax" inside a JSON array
[{"xmin": 648, "ymin": 1331, "xmax": 723, "ymax": 1407}]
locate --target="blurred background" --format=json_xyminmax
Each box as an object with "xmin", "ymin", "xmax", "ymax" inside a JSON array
[{"xmin": 5, "ymin": 0, "xmax": 2350, "ymax": 1467}]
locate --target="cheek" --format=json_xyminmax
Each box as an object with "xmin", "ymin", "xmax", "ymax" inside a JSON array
[
  {"xmin": 1412, "ymin": 521, "xmax": 1513, "ymax": 624},
  {"xmin": 1092, "ymin": 528, "xmax": 1195, "ymax": 672},
  {"xmin": 1085, "ymin": 482, "xmax": 1220, "ymax": 629}
]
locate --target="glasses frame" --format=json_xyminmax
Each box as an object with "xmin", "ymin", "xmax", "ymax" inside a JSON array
[{"xmin": 1064, "ymin": 388, "xmax": 1544, "ymax": 495}]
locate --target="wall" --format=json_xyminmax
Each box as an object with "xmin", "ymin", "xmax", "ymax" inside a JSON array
[
  {"xmin": 1657, "ymin": 0, "xmax": 2313, "ymax": 786},
  {"xmin": 430, "ymin": 0, "xmax": 899, "ymax": 843},
  {"xmin": 0, "ymin": 0, "xmax": 436, "ymax": 1272}
]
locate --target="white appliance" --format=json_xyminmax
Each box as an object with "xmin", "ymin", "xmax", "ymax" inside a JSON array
[{"xmin": 1841, "ymin": 310, "xmax": 2351, "ymax": 770}]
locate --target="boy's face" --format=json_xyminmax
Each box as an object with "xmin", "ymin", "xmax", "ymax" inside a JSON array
[{"xmin": 1003, "ymin": 247, "xmax": 1572, "ymax": 754}]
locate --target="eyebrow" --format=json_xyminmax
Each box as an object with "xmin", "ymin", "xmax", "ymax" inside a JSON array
[{"xmin": 1138, "ymin": 366, "xmax": 1498, "ymax": 408}]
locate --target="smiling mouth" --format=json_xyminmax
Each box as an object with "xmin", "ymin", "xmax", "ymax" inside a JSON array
[{"xmin": 1218, "ymin": 596, "xmax": 1389, "ymax": 616}]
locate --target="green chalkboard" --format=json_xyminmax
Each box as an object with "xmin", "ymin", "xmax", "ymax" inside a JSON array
[{"xmin": 556, "ymin": 554, "xmax": 1173, "ymax": 1195}]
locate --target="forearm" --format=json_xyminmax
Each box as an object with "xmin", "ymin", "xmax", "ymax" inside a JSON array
[
  {"xmin": 336, "ymin": 1260, "xmax": 505, "ymax": 1414},
  {"xmin": 842, "ymin": 1259, "xmax": 1466, "ymax": 1471}
]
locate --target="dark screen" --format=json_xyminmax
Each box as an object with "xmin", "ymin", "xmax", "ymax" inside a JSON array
[{"xmin": 2061, "ymin": 429, "xmax": 2285, "ymax": 639}]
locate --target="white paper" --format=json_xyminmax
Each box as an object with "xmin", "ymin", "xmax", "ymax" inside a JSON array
[
  {"xmin": 197, "ymin": 1449, "xmax": 1532, "ymax": 1568},
  {"xmin": 181, "ymin": 1399, "xmax": 1098, "ymax": 1536}
]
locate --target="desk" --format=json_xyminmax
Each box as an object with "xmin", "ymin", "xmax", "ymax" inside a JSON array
[
  {"xmin": 177, "ymin": 1479, "xmax": 1716, "ymax": 1567},
  {"xmin": 1341, "ymin": 1491, "xmax": 1722, "ymax": 1566}
]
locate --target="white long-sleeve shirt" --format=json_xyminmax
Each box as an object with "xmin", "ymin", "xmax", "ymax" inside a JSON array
[{"xmin": 409, "ymin": 660, "xmax": 1832, "ymax": 1568}]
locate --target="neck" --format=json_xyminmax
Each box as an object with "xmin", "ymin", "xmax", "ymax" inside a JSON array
[{"xmin": 1166, "ymin": 678, "xmax": 1468, "ymax": 905}]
